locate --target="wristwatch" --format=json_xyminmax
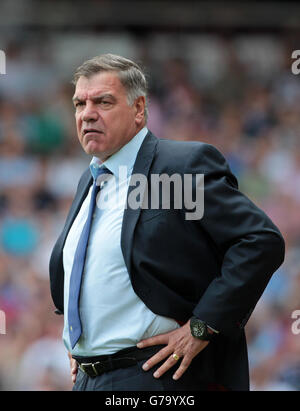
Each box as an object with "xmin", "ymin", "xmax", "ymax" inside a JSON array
[{"xmin": 190, "ymin": 316, "xmax": 215, "ymax": 341}]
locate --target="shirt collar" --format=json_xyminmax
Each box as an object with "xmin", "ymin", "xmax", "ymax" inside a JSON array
[{"xmin": 89, "ymin": 127, "xmax": 148, "ymax": 180}]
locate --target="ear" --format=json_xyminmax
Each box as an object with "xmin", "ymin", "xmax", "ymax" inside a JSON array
[{"xmin": 134, "ymin": 96, "xmax": 146, "ymax": 125}]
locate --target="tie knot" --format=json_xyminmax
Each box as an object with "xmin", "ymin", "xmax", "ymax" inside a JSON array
[
  {"xmin": 96, "ymin": 165, "xmax": 112, "ymax": 177},
  {"xmin": 94, "ymin": 166, "xmax": 113, "ymax": 186}
]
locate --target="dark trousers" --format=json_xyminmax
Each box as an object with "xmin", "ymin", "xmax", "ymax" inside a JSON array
[{"xmin": 73, "ymin": 347, "xmax": 208, "ymax": 391}]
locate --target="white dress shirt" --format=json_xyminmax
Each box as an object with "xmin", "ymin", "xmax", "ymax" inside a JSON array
[{"xmin": 62, "ymin": 127, "xmax": 179, "ymax": 356}]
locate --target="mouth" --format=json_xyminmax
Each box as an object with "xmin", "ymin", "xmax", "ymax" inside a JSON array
[
  {"xmin": 83, "ymin": 128, "xmax": 103, "ymax": 137},
  {"xmin": 82, "ymin": 129, "xmax": 105, "ymax": 145}
]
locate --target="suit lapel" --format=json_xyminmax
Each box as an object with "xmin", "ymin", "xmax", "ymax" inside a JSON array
[
  {"xmin": 121, "ymin": 131, "xmax": 158, "ymax": 276},
  {"xmin": 59, "ymin": 169, "xmax": 93, "ymax": 257},
  {"xmin": 50, "ymin": 169, "xmax": 92, "ymax": 312}
]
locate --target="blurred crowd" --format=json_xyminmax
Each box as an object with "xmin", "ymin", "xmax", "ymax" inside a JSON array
[{"xmin": 0, "ymin": 31, "xmax": 300, "ymax": 390}]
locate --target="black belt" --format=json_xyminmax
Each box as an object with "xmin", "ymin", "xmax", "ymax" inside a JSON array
[{"xmin": 72, "ymin": 345, "xmax": 165, "ymax": 378}]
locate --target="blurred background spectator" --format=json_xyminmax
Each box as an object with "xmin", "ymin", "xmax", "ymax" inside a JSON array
[{"xmin": 0, "ymin": 0, "xmax": 300, "ymax": 390}]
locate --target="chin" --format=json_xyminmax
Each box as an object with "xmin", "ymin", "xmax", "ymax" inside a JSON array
[
  {"xmin": 84, "ymin": 141, "xmax": 102, "ymax": 155},
  {"xmin": 84, "ymin": 147, "xmax": 107, "ymax": 161}
]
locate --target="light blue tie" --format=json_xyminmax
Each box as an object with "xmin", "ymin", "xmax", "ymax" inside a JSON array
[{"xmin": 68, "ymin": 166, "xmax": 112, "ymax": 349}]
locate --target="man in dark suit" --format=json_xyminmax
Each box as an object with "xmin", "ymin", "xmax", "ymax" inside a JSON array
[{"xmin": 49, "ymin": 54, "xmax": 285, "ymax": 391}]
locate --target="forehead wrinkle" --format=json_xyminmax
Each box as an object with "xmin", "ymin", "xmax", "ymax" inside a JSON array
[
  {"xmin": 72, "ymin": 92, "xmax": 116, "ymax": 103},
  {"xmin": 74, "ymin": 72, "xmax": 126, "ymax": 101}
]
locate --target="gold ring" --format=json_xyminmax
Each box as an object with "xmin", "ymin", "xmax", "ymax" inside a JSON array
[{"xmin": 172, "ymin": 353, "xmax": 180, "ymax": 361}]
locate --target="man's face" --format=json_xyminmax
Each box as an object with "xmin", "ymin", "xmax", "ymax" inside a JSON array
[{"xmin": 73, "ymin": 71, "xmax": 145, "ymax": 161}]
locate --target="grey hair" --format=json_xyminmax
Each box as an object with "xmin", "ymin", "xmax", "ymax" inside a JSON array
[{"xmin": 72, "ymin": 53, "xmax": 148, "ymax": 121}]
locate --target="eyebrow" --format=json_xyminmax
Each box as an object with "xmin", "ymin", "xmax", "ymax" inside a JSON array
[{"xmin": 72, "ymin": 93, "xmax": 116, "ymax": 103}]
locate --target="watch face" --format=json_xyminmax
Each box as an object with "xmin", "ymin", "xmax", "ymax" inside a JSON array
[{"xmin": 191, "ymin": 318, "xmax": 206, "ymax": 337}]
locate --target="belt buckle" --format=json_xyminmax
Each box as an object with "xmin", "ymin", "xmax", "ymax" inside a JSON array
[{"xmin": 80, "ymin": 361, "xmax": 105, "ymax": 377}]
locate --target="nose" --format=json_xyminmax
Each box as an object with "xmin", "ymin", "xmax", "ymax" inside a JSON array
[{"xmin": 82, "ymin": 102, "xmax": 99, "ymax": 122}]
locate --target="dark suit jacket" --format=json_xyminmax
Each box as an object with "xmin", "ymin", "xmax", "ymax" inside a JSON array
[{"xmin": 49, "ymin": 131, "xmax": 285, "ymax": 390}]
